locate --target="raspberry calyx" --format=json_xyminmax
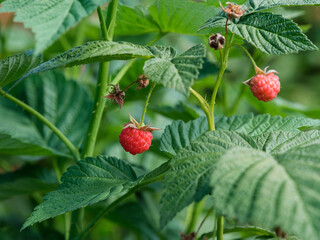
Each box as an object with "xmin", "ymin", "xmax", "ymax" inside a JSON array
[
  {"xmin": 243, "ymin": 66, "xmax": 280, "ymax": 102},
  {"xmin": 119, "ymin": 115, "xmax": 159, "ymax": 155}
]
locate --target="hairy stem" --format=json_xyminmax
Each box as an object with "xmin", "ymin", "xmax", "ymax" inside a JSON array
[
  {"xmin": 140, "ymin": 82, "xmax": 156, "ymax": 125},
  {"xmin": 189, "ymin": 87, "xmax": 214, "ymax": 130},
  {"xmin": 209, "ymin": 34, "xmax": 234, "ymax": 131},
  {"xmin": 0, "ymin": 88, "xmax": 80, "ymax": 160}
]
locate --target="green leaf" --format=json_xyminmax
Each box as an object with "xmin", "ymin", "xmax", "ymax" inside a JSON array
[
  {"xmin": 160, "ymin": 114, "xmax": 320, "ymax": 231},
  {"xmin": 0, "ymin": 0, "xmax": 109, "ymax": 54},
  {"xmin": 162, "ymin": 130, "xmax": 320, "ymax": 239},
  {"xmin": 143, "ymin": 44, "xmax": 206, "ymax": 95},
  {"xmin": 228, "ymin": 12, "xmax": 318, "ymax": 54},
  {"xmin": 159, "ymin": 113, "xmax": 320, "ymax": 156},
  {"xmin": 0, "ymin": 51, "xmax": 41, "ymax": 87},
  {"xmin": 148, "ymin": 0, "xmax": 218, "ymax": 35},
  {"xmin": 0, "ymin": 71, "xmax": 92, "ymax": 157},
  {"xmin": 214, "ymin": 113, "xmax": 320, "ymax": 136},
  {"xmin": 200, "ymin": 12, "xmax": 317, "ymax": 54},
  {"xmin": 22, "ymin": 155, "xmax": 137, "ymax": 230},
  {"xmin": 18, "ymin": 41, "xmax": 155, "ymax": 84},
  {"xmin": 114, "ymin": 4, "xmax": 160, "ymax": 36},
  {"xmin": 115, "ymin": 0, "xmax": 219, "ymax": 36},
  {"xmin": 160, "ymin": 116, "xmax": 208, "ymax": 156},
  {"xmin": 244, "ymin": 0, "xmax": 320, "ymax": 13}
]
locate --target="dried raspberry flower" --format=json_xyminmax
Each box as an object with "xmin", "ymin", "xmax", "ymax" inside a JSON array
[
  {"xmin": 137, "ymin": 74, "xmax": 149, "ymax": 90},
  {"xmin": 244, "ymin": 66, "xmax": 280, "ymax": 102},
  {"xmin": 219, "ymin": 1, "xmax": 246, "ymax": 19},
  {"xmin": 104, "ymin": 84, "xmax": 125, "ymax": 109},
  {"xmin": 208, "ymin": 33, "xmax": 225, "ymax": 50}
]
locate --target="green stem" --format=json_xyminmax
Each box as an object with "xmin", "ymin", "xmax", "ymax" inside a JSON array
[
  {"xmin": 216, "ymin": 216, "xmax": 224, "ymax": 240},
  {"xmin": 105, "ymin": 0, "xmax": 118, "ymax": 41},
  {"xmin": 140, "ymin": 82, "xmax": 156, "ymax": 125},
  {"xmin": 70, "ymin": 2, "xmax": 118, "ymax": 238},
  {"xmin": 186, "ymin": 200, "xmax": 204, "ymax": 234},
  {"xmin": 109, "ymin": 32, "xmax": 165, "ymax": 87},
  {"xmin": 97, "ymin": 6, "xmax": 108, "ymax": 41},
  {"xmin": 0, "ymin": 89, "xmax": 80, "ymax": 160},
  {"xmin": 189, "ymin": 87, "xmax": 214, "ymax": 131},
  {"xmin": 111, "ymin": 59, "xmax": 136, "ymax": 85},
  {"xmin": 209, "ymin": 34, "xmax": 234, "ymax": 131},
  {"xmin": 196, "ymin": 207, "xmax": 214, "ymax": 236},
  {"xmin": 82, "ymin": 3, "xmax": 117, "ymax": 158},
  {"xmin": 233, "ymin": 44, "xmax": 257, "ymax": 68}
]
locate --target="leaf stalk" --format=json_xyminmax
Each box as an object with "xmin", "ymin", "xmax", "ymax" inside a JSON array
[{"xmin": 0, "ymin": 88, "xmax": 80, "ymax": 160}]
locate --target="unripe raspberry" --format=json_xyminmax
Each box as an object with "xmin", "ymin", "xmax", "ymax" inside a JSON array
[{"xmin": 244, "ymin": 67, "xmax": 280, "ymax": 102}]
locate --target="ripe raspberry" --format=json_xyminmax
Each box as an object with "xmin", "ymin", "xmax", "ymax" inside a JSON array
[
  {"xmin": 244, "ymin": 67, "xmax": 280, "ymax": 102},
  {"xmin": 119, "ymin": 115, "xmax": 159, "ymax": 155},
  {"xmin": 119, "ymin": 126, "xmax": 153, "ymax": 155}
]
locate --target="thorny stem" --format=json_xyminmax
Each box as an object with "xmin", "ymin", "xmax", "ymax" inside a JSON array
[
  {"xmin": 0, "ymin": 88, "xmax": 80, "ymax": 160},
  {"xmin": 70, "ymin": 2, "xmax": 118, "ymax": 239},
  {"xmin": 82, "ymin": 3, "xmax": 117, "ymax": 158},
  {"xmin": 140, "ymin": 82, "xmax": 156, "ymax": 125}
]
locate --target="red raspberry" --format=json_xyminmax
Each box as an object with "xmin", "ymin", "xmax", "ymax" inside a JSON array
[
  {"xmin": 244, "ymin": 67, "xmax": 280, "ymax": 102},
  {"xmin": 249, "ymin": 73, "xmax": 280, "ymax": 102},
  {"xmin": 119, "ymin": 125, "xmax": 153, "ymax": 155},
  {"xmin": 119, "ymin": 115, "xmax": 159, "ymax": 155}
]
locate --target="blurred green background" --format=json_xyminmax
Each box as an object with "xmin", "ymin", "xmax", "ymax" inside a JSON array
[{"xmin": 0, "ymin": 0, "xmax": 319, "ymax": 239}]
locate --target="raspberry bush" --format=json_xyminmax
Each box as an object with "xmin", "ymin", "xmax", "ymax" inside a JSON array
[{"xmin": 0, "ymin": 0, "xmax": 320, "ymax": 240}]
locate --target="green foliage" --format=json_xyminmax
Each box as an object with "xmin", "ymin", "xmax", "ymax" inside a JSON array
[
  {"xmin": 0, "ymin": 51, "xmax": 41, "ymax": 87},
  {"xmin": 0, "ymin": 166, "xmax": 58, "ymax": 200},
  {"xmin": 115, "ymin": 0, "xmax": 219, "ymax": 36},
  {"xmin": 160, "ymin": 116, "xmax": 208, "ymax": 156},
  {"xmin": 160, "ymin": 127, "xmax": 320, "ymax": 239},
  {"xmin": 22, "ymin": 155, "xmax": 137, "ymax": 230},
  {"xmin": 214, "ymin": 113, "xmax": 320, "ymax": 135},
  {"xmin": 144, "ymin": 44, "xmax": 206, "ymax": 95},
  {"xmin": 200, "ymin": 12, "xmax": 317, "ymax": 54},
  {"xmin": 19, "ymin": 41, "xmax": 155, "ymax": 83},
  {"xmin": 0, "ymin": 71, "xmax": 92, "ymax": 157},
  {"xmin": 244, "ymin": 0, "xmax": 320, "ymax": 13},
  {"xmin": 160, "ymin": 113, "xmax": 320, "ymax": 156},
  {"xmin": 228, "ymin": 12, "xmax": 317, "ymax": 54},
  {"xmin": 0, "ymin": 0, "xmax": 110, "ymax": 54},
  {"xmin": 159, "ymin": 114, "xmax": 320, "ymax": 232}
]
